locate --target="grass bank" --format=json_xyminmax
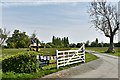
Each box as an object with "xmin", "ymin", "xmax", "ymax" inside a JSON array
[{"xmin": 86, "ymin": 47, "xmax": 120, "ymax": 57}]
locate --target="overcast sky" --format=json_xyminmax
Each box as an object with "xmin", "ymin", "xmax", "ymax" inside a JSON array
[{"xmin": 1, "ymin": 0, "xmax": 119, "ymax": 43}]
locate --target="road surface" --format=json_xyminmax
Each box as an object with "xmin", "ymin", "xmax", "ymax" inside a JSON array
[
  {"xmin": 70, "ymin": 51, "xmax": 118, "ymax": 78},
  {"xmin": 43, "ymin": 50, "xmax": 119, "ymax": 78}
]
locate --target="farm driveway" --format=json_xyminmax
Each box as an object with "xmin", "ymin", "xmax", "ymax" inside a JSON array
[{"xmin": 42, "ymin": 50, "xmax": 119, "ymax": 78}]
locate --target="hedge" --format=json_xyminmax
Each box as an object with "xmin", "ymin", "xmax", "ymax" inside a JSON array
[{"xmin": 2, "ymin": 51, "xmax": 39, "ymax": 73}]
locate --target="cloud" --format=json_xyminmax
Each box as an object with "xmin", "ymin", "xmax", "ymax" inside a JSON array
[{"xmin": 2, "ymin": 1, "xmax": 118, "ymax": 43}]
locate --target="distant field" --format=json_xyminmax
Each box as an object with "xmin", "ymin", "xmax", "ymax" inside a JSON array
[
  {"xmin": 2, "ymin": 48, "xmax": 71, "ymax": 58},
  {"xmin": 39, "ymin": 48, "xmax": 71, "ymax": 55},
  {"xmin": 86, "ymin": 47, "xmax": 120, "ymax": 56},
  {"xmin": 2, "ymin": 48, "xmax": 28, "ymax": 58},
  {"xmin": 2, "ymin": 47, "xmax": 120, "ymax": 58}
]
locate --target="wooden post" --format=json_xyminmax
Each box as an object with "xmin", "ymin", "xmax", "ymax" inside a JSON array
[{"xmin": 36, "ymin": 38, "xmax": 39, "ymax": 52}]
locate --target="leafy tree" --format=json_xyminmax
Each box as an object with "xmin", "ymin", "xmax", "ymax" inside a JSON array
[
  {"xmin": 90, "ymin": 38, "xmax": 99, "ymax": 47},
  {"xmin": 116, "ymin": 41, "xmax": 120, "ymax": 47},
  {"xmin": 103, "ymin": 43, "xmax": 109, "ymax": 47},
  {"xmin": 85, "ymin": 40, "xmax": 90, "ymax": 47},
  {"xmin": 46, "ymin": 42, "xmax": 54, "ymax": 48},
  {"xmin": 40, "ymin": 41, "xmax": 45, "ymax": 48},
  {"xmin": 90, "ymin": 41, "xmax": 96, "ymax": 47},
  {"xmin": 88, "ymin": 0, "xmax": 120, "ymax": 52},
  {"xmin": 0, "ymin": 28, "xmax": 10, "ymax": 46},
  {"xmin": 76, "ymin": 43, "xmax": 82, "ymax": 48},
  {"xmin": 98, "ymin": 41, "xmax": 104, "ymax": 47},
  {"xmin": 69, "ymin": 43, "xmax": 76, "ymax": 48},
  {"xmin": 6, "ymin": 30, "xmax": 31, "ymax": 48}
]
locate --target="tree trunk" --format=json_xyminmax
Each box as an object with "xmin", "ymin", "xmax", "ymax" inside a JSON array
[{"xmin": 107, "ymin": 36, "xmax": 115, "ymax": 53}]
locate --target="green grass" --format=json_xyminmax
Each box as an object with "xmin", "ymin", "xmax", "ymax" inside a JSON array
[
  {"xmin": 86, "ymin": 47, "xmax": 120, "ymax": 56},
  {"xmin": 2, "ymin": 48, "xmax": 28, "ymax": 58},
  {"xmin": 39, "ymin": 48, "xmax": 71, "ymax": 55},
  {"xmin": 1, "ymin": 48, "xmax": 98, "ymax": 79},
  {"xmin": 1, "ymin": 47, "xmax": 120, "ymax": 79},
  {"xmin": 2, "ymin": 48, "xmax": 71, "ymax": 57},
  {"xmin": 85, "ymin": 52, "xmax": 98, "ymax": 62}
]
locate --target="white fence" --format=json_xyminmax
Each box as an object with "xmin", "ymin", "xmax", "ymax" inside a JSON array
[{"xmin": 56, "ymin": 44, "xmax": 85, "ymax": 69}]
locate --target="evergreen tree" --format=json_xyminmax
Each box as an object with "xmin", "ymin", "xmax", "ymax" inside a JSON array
[
  {"xmin": 52, "ymin": 36, "xmax": 55, "ymax": 45},
  {"xmin": 51, "ymin": 36, "xmax": 69, "ymax": 48},
  {"xmin": 95, "ymin": 38, "xmax": 99, "ymax": 47}
]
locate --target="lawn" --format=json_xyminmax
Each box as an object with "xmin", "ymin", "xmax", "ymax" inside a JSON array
[
  {"xmin": 86, "ymin": 47, "xmax": 120, "ymax": 56},
  {"xmin": 1, "ymin": 48, "xmax": 71, "ymax": 58},
  {"xmin": 2, "ymin": 48, "xmax": 28, "ymax": 58},
  {"xmin": 1, "ymin": 48, "xmax": 98, "ymax": 79}
]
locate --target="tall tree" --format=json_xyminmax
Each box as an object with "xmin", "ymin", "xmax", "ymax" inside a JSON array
[
  {"xmin": 52, "ymin": 36, "xmax": 55, "ymax": 45},
  {"xmin": 95, "ymin": 38, "xmax": 99, "ymax": 47},
  {"xmin": 7, "ymin": 30, "xmax": 30, "ymax": 48},
  {"xmin": 51, "ymin": 36, "xmax": 69, "ymax": 48},
  {"xmin": 0, "ymin": 28, "xmax": 10, "ymax": 46},
  {"xmin": 66, "ymin": 37, "xmax": 69, "ymax": 47},
  {"xmin": 85, "ymin": 40, "xmax": 90, "ymax": 47},
  {"xmin": 88, "ymin": 0, "xmax": 120, "ymax": 52}
]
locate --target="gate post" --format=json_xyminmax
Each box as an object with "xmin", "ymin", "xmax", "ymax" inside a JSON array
[
  {"xmin": 63, "ymin": 52, "xmax": 65, "ymax": 66},
  {"xmin": 56, "ymin": 50, "xmax": 59, "ymax": 69},
  {"xmin": 83, "ymin": 43, "xmax": 85, "ymax": 62}
]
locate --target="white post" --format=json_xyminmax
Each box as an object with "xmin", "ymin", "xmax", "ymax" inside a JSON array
[
  {"xmin": 83, "ymin": 43, "xmax": 85, "ymax": 62},
  {"xmin": 68, "ymin": 52, "xmax": 69, "ymax": 58},
  {"xmin": 63, "ymin": 52, "xmax": 65, "ymax": 66},
  {"xmin": 36, "ymin": 55, "xmax": 39, "ymax": 59},
  {"xmin": 56, "ymin": 50, "xmax": 59, "ymax": 69},
  {"xmin": 66, "ymin": 52, "xmax": 69, "ymax": 65}
]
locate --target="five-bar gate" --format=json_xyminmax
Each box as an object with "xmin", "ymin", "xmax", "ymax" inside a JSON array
[{"xmin": 56, "ymin": 43, "xmax": 85, "ymax": 69}]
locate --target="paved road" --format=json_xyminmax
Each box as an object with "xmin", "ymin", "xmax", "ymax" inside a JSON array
[
  {"xmin": 71, "ymin": 51, "xmax": 118, "ymax": 78},
  {"xmin": 43, "ymin": 50, "xmax": 119, "ymax": 78}
]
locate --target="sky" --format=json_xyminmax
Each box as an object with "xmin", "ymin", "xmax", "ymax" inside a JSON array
[{"xmin": 1, "ymin": 0, "xmax": 120, "ymax": 43}]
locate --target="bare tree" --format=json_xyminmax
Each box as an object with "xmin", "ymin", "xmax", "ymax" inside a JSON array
[
  {"xmin": 88, "ymin": 0, "xmax": 120, "ymax": 52},
  {"xmin": 0, "ymin": 28, "xmax": 10, "ymax": 46}
]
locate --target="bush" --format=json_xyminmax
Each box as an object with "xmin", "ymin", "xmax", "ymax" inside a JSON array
[{"xmin": 2, "ymin": 51, "xmax": 39, "ymax": 73}]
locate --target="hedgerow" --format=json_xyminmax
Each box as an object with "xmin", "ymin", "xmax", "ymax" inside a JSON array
[{"xmin": 2, "ymin": 51, "xmax": 39, "ymax": 73}]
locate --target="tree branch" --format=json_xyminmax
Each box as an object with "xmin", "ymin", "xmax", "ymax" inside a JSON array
[{"xmin": 113, "ymin": 23, "xmax": 120, "ymax": 35}]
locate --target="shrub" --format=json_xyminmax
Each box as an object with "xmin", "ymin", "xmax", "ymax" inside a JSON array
[{"xmin": 2, "ymin": 51, "xmax": 39, "ymax": 73}]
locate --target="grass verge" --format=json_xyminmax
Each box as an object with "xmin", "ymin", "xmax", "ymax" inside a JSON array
[
  {"xmin": 86, "ymin": 47, "xmax": 120, "ymax": 57},
  {"xmin": 1, "ymin": 52, "xmax": 98, "ymax": 79}
]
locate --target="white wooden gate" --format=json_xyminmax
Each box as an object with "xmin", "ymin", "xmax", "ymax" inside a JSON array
[{"xmin": 56, "ymin": 43, "xmax": 85, "ymax": 69}]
